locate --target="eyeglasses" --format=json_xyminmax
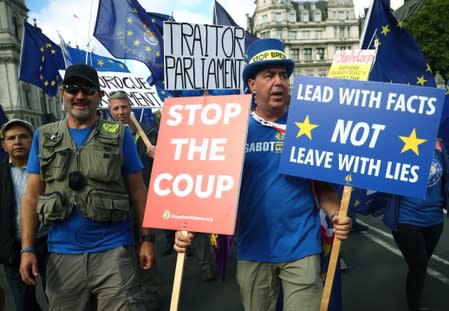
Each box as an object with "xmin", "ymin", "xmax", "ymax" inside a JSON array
[{"xmin": 63, "ymin": 84, "xmax": 98, "ymax": 96}]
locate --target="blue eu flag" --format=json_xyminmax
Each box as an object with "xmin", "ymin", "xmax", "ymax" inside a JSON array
[
  {"xmin": 213, "ymin": 0, "xmax": 258, "ymax": 49},
  {"xmin": 361, "ymin": 0, "xmax": 435, "ymax": 86},
  {"xmin": 19, "ymin": 22, "xmax": 65, "ymax": 96},
  {"xmin": 65, "ymin": 46, "xmax": 130, "ymax": 72},
  {"xmin": 93, "ymin": 0, "xmax": 163, "ymax": 84},
  {"xmin": 146, "ymin": 12, "xmax": 173, "ymax": 35}
]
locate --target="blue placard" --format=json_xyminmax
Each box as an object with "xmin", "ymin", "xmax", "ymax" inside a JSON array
[{"xmin": 279, "ymin": 75, "xmax": 446, "ymax": 199}]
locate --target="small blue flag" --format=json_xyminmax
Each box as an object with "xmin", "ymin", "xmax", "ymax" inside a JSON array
[
  {"xmin": 18, "ymin": 22, "xmax": 65, "ymax": 96},
  {"xmin": 93, "ymin": 0, "xmax": 164, "ymax": 84},
  {"xmin": 66, "ymin": 47, "xmax": 130, "ymax": 72},
  {"xmin": 361, "ymin": 0, "xmax": 435, "ymax": 86}
]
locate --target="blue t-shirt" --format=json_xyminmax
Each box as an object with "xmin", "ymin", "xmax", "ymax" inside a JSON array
[
  {"xmin": 399, "ymin": 152, "xmax": 445, "ymax": 227},
  {"xmin": 27, "ymin": 125, "xmax": 143, "ymax": 254},
  {"xmin": 237, "ymin": 114, "xmax": 321, "ymax": 262}
]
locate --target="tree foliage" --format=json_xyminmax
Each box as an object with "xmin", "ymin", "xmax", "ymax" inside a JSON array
[{"xmin": 405, "ymin": 0, "xmax": 449, "ymax": 80}]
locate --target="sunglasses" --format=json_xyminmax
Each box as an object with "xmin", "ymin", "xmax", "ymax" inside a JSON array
[{"xmin": 63, "ymin": 84, "xmax": 98, "ymax": 96}]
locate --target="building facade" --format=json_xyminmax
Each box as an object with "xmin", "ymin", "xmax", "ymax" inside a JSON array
[
  {"xmin": 247, "ymin": 0, "xmax": 360, "ymax": 77},
  {"xmin": 0, "ymin": 0, "xmax": 62, "ymax": 126}
]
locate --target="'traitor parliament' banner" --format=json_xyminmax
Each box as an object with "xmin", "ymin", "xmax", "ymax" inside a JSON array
[{"xmin": 279, "ymin": 75, "xmax": 446, "ymax": 199}]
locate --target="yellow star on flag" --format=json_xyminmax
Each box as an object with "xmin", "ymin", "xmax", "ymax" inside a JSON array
[
  {"xmin": 397, "ymin": 20, "xmax": 404, "ymax": 28},
  {"xmin": 425, "ymin": 64, "xmax": 432, "ymax": 73},
  {"xmin": 416, "ymin": 75, "xmax": 427, "ymax": 86},
  {"xmin": 295, "ymin": 115, "xmax": 318, "ymax": 140},
  {"xmin": 127, "ymin": 30, "xmax": 134, "ymax": 37},
  {"xmin": 374, "ymin": 38, "xmax": 381, "ymax": 48},
  {"xmin": 399, "ymin": 128, "xmax": 426, "ymax": 156},
  {"xmin": 381, "ymin": 24, "xmax": 390, "ymax": 36},
  {"xmin": 446, "ymin": 85, "xmax": 449, "ymax": 95},
  {"xmin": 133, "ymin": 39, "xmax": 141, "ymax": 46},
  {"xmin": 97, "ymin": 59, "xmax": 105, "ymax": 66},
  {"xmin": 127, "ymin": 17, "xmax": 133, "ymax": 24}
]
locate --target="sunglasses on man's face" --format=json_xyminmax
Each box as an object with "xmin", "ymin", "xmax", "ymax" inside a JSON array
[{"xmin": 63, "ymin": 84, "xmax": 98, "ymax": 96}]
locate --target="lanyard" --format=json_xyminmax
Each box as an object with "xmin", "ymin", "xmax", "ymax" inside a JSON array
[{"xmin": 250, "ymin": 111, "xmax": 286, "ymax": 135}]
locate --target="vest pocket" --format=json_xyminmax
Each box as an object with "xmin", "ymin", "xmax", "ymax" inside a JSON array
[
  {"xmin": 40, "ymin": 148, "xmax": 72, "ymax": 182},
  {"xmin": 36, "ymin": 192, "xmax": 70, "ymax": 225},
  {"xmin": 83, "ymin": 151, "xmax": 122, "ymax": 182},
  {"xmin": 83, "ymin": 189, "xmax": 130, "ymax": 222}
]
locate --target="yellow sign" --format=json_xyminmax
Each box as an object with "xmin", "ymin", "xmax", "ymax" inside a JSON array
[{"xmin": 328, "ymin": 50, "xmax": 376, "ymax": 81}]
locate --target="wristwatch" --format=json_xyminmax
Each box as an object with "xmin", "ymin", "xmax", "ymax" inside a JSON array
[{"xmin": 140, "ymin": 234, "xmax": 155, "ymax": 243}]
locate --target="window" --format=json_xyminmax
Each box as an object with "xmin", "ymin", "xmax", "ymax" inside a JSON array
[
  {"xmin": 262, "ymin": 14, "xmax": 268, "ymax": 24},
  {"xmin": 290, "ymin": 49, "xmax": 300, "ymax": 61},
  {"xmin": 315, "ymin": 31, "xmax": 322, "ymax": 39},
  {"xmin": 338, "ymin": 0, "xmax": 344, "ymax": 5},
  {"xmin": 338, "ymin": 11, "xmax": 345, "ymax": 21},
  {"xmin": 289, "ymin": 31, "xmax": 296, "ymax": 40},
  {"xmin": 313, "ymin": 11, "xmax": 321, "ymax": 22},
  {"xmin": 276, "ymin": 29, "xmax": 283, "ymax": 39},
  {"xmin": 304, "ymin": 48, "xmax": 312, "ymax": 62},
  {"xmin": 302, "ymin": 31, "xmax": 310, "ymax": 39},
  {"xmin": 289, "ymin": 13, "xmax": 296, "ymax": 22},
  {"xmin": 316, "ymin": 48, "xmax": 324, "ymax": 61},
  {"xmin": 275, "ymin": 12, "xmax": 282, "ymax": 22},
  {"xmin": 301, "ymin": 12, "xmax": 309, "ymax": 22},
  {"xmin": 339, "ymin": 26, "xmax": 345, "ymax": 38}
]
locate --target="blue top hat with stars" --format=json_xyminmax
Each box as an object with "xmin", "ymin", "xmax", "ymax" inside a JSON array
[{"xmin": 242, "ymin": 38, "xmax": 295, "ymax": 85}]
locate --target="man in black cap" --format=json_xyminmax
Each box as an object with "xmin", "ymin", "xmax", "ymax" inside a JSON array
[
  {"xmin": 20, "ymin": 64, "xmax": 155, "ymax": 310},
  {"xmin": 175, "ymin": 38, "xmax": 352, "ymax": 311},
  {"xmin": 0, "ymin": 119, "xmax": 48, "ymax": 310}
]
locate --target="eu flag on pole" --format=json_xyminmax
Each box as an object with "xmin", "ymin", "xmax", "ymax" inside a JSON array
[
  {"xmin": 361, "ymin": 0, "xmax": 435, "ymax": 86},
  {"xmin": 213, "ymin": 0, "xmax": 258, "ymax": 49},
  {"xmin": 146, "ymin": 12, "xmax": 173, "ymax": 35},
  {"xmin": 19, "ymin": 22, "xmax": 65, "ymax": 96},
  {"xmin": 65, "ymin": 46, "xmax": 130, "ymax": 72},
  {"xmin": 93, "ymin": 0, "xmax": 164, "ymax": 84}
]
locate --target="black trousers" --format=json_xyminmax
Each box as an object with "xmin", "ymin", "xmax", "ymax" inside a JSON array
[
  {"xmin": 392, "ymin": 222, "xmax": 443, "ymax": 311},
  {"xmin": 3, "ymin": 237, "xmax": 48, "ymax": 311}
]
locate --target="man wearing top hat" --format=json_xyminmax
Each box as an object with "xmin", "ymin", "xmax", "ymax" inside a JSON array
[
  {"xmin": 174, "ymin": 38, "xmax": 352, "ymax": 310},
  {"xmin": 19, "ymin": 64, "xmax": 155, "ymax": 310}
]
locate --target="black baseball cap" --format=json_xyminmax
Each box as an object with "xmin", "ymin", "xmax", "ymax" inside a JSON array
[{"xmin": 63, "ymin": 64, "xmax": 100, "ymax": 88}]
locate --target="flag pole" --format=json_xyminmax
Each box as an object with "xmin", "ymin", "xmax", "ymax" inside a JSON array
[
  {"xmin": 359, "ymin": 0, "xmax": 375, "ymax": 49},
  {"xmin": 319, "ymin": 186, "xmax": 351, "ymax": 311},
  {"xmin": 170, "ymin": 231, "xmax": 188, "ymax": 311}
]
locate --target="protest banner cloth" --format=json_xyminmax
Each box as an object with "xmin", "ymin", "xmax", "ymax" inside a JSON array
[
  {"xmin": 163, "ymin": 21, "xmax": 245, "ymax": 91},
  {"xmin": 327, "ymin": 50, "xmax": 376, "ymax": 81},
  {"xmin": 98, "ymin": 71, "xmax": 163, "ymax": 108}
]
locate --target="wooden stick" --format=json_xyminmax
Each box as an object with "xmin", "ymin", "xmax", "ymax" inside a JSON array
[
  {"xmin": 130, "ymin": 111, "xmax": 154, "ymax": 149},
  {"xmin": 319, "ymin": 185, "xmax": 352, "ymax": 311},
  {"xmin": 169, "ymin": 230, "xmax": 188, "ymax": 311}
]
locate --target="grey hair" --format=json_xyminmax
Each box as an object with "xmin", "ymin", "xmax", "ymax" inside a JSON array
[{"xmin": 107, "ymin": 90, "xmax": 131, "ymax": 108}]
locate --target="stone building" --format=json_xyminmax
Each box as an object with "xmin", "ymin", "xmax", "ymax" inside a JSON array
[
  {"xmin": 247, "ymin": 0, "xmax": 360, "ymax": 77},
  {"xmin": 0, "ymin": 0, "xmax": 62, "ymax": 126}
]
